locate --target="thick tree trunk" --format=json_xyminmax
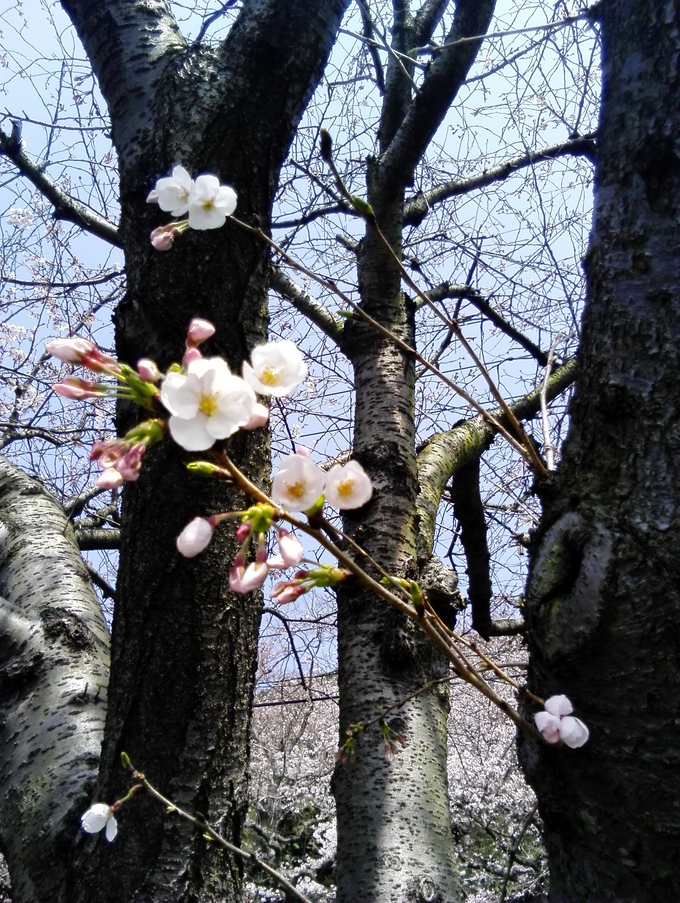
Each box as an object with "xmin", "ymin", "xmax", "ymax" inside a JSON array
[
  {"xmin": 0, "ymin": 457, "xmax": 109, "ymax": 903},
  {"xmin": 41, "ymin": 2, "xmax": 350, "ymax": 901},
  {"xmin": 521, "ymin": 2, "xmax": 680, "ymax": 900}
]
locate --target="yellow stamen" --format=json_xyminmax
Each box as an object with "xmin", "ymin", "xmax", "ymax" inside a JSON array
[
  {"xmin": 337, "ymin": 479, "xmax": 354, "ymax": 498},
  {"xmin": 199, "ymin": 392, "xmax": 218, "ymax": 416},
  {"xmin": 260, "ymin": 365, "xmax": 282, "ymax": 387},
  {"xmin": 285, "ymin": 480, "xmax": 305, "ymax": 499}
]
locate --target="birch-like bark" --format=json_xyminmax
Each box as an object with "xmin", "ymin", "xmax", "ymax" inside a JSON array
[
  {"xmin": 0, "ymin": 457, "xmax": 109, "ymax": 903},
  {"xmin": 521, "ymin": 2, "xmax": 680, "ymax": 899}
]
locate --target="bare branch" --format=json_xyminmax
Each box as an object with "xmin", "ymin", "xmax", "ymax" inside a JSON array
[
  {"xmin": 404, "ymin": 134, "xmax": 597, "ymax": 226},
  {"xmin": 269, "ymin": 266, "xmax": 347, "ymax": 351},
  {"xmin": 0, "ymin": 123, "xmax": 121, "ymax": 246},
  {"xmin": 425, "ymin": 282, "xmax": 549, "ymax": 366},
  {"xmin": 416, "ymin": 357, "xmax": 578, "ymax": 560}
]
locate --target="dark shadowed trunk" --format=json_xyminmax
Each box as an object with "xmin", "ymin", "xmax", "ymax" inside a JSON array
[
  {"xmin": 521, "ymin": 2, "xmax": 680, "ymax": 900},
  {"xmin": 0, "ymin": 2, "xmax": 351, "ymax": 901}
]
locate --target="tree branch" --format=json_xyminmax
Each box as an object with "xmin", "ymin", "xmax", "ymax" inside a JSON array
[
  {"xmin": 380, "ymin": 0, "xmax": 496, "ymax": 188},
  {"xmin": 416, "ymin": 357, "xmax": 577, "ymax": 560},
  {"xmin": 424, "ymin": 282, "xmax": 549, "ymax": 366},
  {"xmin": 269, "ymin": 266, "xmax": 347, "ymax": 351},
  {"xmin": 404, "ymin": 134, "xmax": 597, "ymax": 226},
  {"xmin": 0, "ymin": 124, "xmax": 121, "ymax": 246}
]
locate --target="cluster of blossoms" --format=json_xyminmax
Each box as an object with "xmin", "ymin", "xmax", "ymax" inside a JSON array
[
  {"xmin": 534, "ymin": 695, "xmax": 589, "ymax": 748},
  {"xmin": 147, "ymin": 164, "xmax": 237, "ymax": 249}
]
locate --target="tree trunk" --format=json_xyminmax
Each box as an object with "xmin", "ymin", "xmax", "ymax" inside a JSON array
[
  {"xmin": 0, "ymin": 2, "xmax": 352, "ymax": 901},
  {"xmin": 521, "ymin": 2, "xmax": 680, "ymax": 900},
  {"xmin": 0, "ymin": 457, "xmax": 109, "ymax": 903}
]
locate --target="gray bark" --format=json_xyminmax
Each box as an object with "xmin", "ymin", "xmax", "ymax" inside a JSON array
[
  {"xmin": 521, "ymin": 1, "xmax": 680, "ymax": 900},
  {"xmin": 0, "ymin": 457, "xmax": 109, "ymax": 903},
  {"xmin": 333, "ymin": 3, "xmax": 496, "ymax": 901}
]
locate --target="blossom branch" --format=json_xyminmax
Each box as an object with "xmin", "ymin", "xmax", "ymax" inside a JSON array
[{"xmin": 123, "ymin": 759, "xmax": 314, "ymax": 903}]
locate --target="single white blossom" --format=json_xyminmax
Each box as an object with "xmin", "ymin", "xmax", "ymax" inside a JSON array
[
  {"xmin": 271, "ymin": 453, "xmax": 326, "ymax": 511},
  {"xmin": 558, "ymin": 716, "xmax": 590, "ymax": 749},
  {"xmin": 188, "ymin": 175, "xmax": 237, "ymax": 230},
  {"xmin": 242, "ymin": 340, "xmax": 307, "ymax": 397},
  {"xmin": 177, "ymin": 517, "xmax": 214, "ymax": 557},
  {"xmin": 148, "ymin": 165, "xmax": 193, "ymax": 216},
  {"xmin": 324, "ymin": 460, "xmax": 373, "ymax": 510},
  {"xmin": 81, "ymin": 803, "xmax": 118, "ymax": 842},
  {"xmin": 535, "ymin": 711, "xmax": 562, "ymax": 744},
  {"xmin": 161, "ymin": 357, "xmax": 257, "ymax": 451}
]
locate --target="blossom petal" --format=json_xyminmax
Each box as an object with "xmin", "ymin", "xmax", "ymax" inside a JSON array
[
  {"xmin": 535, "ymin": 711, "xmax": 562, "ymax": 744},
  {"xmin": 559, "ymin": 716, "xmax": 590, "ymax": 748},
  {"xmin": 544, "ymin": 694, "xmax": 573, "ymax": 717},
  {"xmin": 105, "ymin": 814, "xmax": 118, "ymax": 842},
  {"xmin": 177, "ymin": 517, "xmax": 214, "ymax": 557},
  {"xmin": 81, "ymin": 804, "xmax": 111, "ymax": 834}
]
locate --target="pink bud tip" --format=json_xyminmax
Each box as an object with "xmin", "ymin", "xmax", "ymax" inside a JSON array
[{"xmin": 187, "ymin": 318, "xmax": 216, "ymax": 345}]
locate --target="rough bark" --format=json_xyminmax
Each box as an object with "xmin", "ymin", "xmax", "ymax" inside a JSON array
[
  {"xmin": 46, "ymin": 2, "xmax": 350, "ymax": 901},
  {"xmin": 333, "ymin": 4, "xmax": 496, "ymax": 901},
  {"xmin": 521, "ymin": 2, "xmax": 680, "ymax": 900},
  {"xmin": 0, "ymin": 457, "xmax": 109, "ymax": 903}
]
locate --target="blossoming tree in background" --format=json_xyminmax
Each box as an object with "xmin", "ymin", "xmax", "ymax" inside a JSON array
[{"xmin": 1, "ymin": 2, "xmax": 680, "ymax": 903}]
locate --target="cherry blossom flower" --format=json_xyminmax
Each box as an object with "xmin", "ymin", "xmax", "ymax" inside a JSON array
[
  {"xmin": 535, "ymin": 695, "xmax": 589, "ymax": 748},
  {"xmin": 243, "ymin": 340, "xmax": 307, "ymax": 397},
  {"xmin": 160, "ymin": 357, "xmax": 257, "ymax": 451},
  {"xmin": 147, "ymin": 165, "xmax": 193, "ymax": 216},
  {"xmin": 177, "ymin": 517, "xmax": 214, "ymax": 557},
  {"xmin": 267, "ymin": 529, "xmax": 304, "ymax": 570},
  {"xmin": 188, "ymin": 175, "xmax": 237, "ymax": 230},
  {"xmin": 97, "ymin": 469, "xmax": 124, "ymax": 490},
  {"xmin": 271, "ymin": 452, "xmax": 326, "ymax": 511},
  {"xmin": 324, "ymin": 460, "xmax": 373, "ymax": 510},
  {"xmin": 81, "ymin": 803, "xmax": 118, "ymax": 842}
]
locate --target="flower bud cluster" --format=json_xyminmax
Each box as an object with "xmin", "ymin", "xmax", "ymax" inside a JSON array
[{"xmin": 534, "ymin": 695, "xmax": 589, "ymax": 748}]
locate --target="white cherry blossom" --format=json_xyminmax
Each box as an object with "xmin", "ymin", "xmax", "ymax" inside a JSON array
[
  {"xmin": 81, "ymin": 803, "xmax": 118, "ymax": 842},
  {"xmin": 243, "ymin": 340, "xmax": 307, "ymax": 397},
  {"xmin": 324, "ymin": 460, "xmax": 373, "ymax": 510},
  {"xmin": 188, "ymin": 175, "xmax": 237, "ymax": 230},
  {"xmin": 161, "ymin": 357, "xmax": 257, "ymax": 451},
  {"xmin": 271, "ymin": 453, "xmax": 326, "ymax": 511},
  {"xmin": 148, "ymin": 165, "xmax": 193, "ymax": 216}
]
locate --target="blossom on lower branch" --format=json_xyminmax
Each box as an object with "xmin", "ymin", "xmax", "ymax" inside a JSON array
[
  {"xmin": 81, "ymin": 803, "xmax": 118, "ymax": 842},
  {"xmin": 535, "ymin": 695, "xmax": 589, "ymax": 748}
]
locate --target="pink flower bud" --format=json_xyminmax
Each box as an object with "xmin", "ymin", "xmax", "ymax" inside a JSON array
[
  {"xmin": 91, "ymin": 440, "xmax": 127, "ymax": 469},
  {"xmin": 242, "ymin": 403, "xmax": 269, "ymax": 430},
  {"xmin": 150, "ymin": 225, "xmax": 179, "ymax": 251},
  {"xmin": 268, "ymin": 529, "xmax": 304, "ymax": 570},
  {"xmin": 235, "ymin": 522, "xmax": 252, "ymax": 543},
  {"xmin": 53, "ymin": 378, "xmax": 103, "ymax": 399},
  {"xmin": 176, "ymin": 517, "xmax": 214, "ymax": 557},
  {"xmin": 46, "ymin": 338, "xmax": 97, "ymax": 364},
  {"xmin": 137, "ymin": 358, "xmax": 161, "ymax": 382},
  {"xmin": 182, "ymin": 347, "xmax": 203, "ymax": 366},
  {"xmin": 117, "ymin": 444, "xmax": 146, "ymax": 481},
  {"xmin": 535, "ymin": 711, "xmax": 562, "ymax": 744},
  {"xmin": 271, "ymin": 582, "xmax": 307, "ymax": 604},
  {"xmin": 229, "ymin": 561, "xmax": 269, "ymax": 594},
  {"xmin": 187, "ymin": 318, "xmax": 216, "ymax": 346},
  {"xmin": 544, "ymin": 695, "xmax": 573, "ymax": 717},
  {"xmin": 97, "ymin": 469, "xmax": 124, "ymax": 490}
]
